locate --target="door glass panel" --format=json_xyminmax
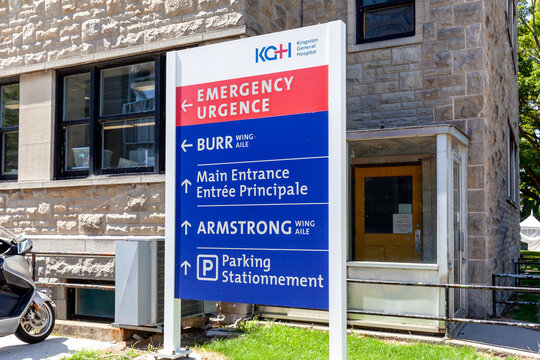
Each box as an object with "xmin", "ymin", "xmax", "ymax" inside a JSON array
[
  {"xmin": 453, "ymin": 159, "xmax": 461, "ymax": 312},
  {"xmin": 365, "ymin": 176, "xmax": 412, "ymax": 234}
]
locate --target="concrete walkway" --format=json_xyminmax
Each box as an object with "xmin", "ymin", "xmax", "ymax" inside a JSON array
[
  {"xmin": 455, "ymin": 323, "xmax": 540, "ymax": 353},
  {"xmin": 0, "ymin": 334, "xmax": 111, "ymax": 360}
]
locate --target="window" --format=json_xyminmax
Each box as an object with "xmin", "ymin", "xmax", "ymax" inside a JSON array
[
  {"xmin": 0, "ymin": 82, "xmax": 19, "ymax": 180},
  {"xmin": 55, "ymin": 56, "xmax": 164, "ymax": 178},
  {"xmin": 356, "ymin": 0, "xmax": 415, "ymax": 44},
  {"xmin": 507, "ymin": 128, "xmax": 518, "ymax": 204}
]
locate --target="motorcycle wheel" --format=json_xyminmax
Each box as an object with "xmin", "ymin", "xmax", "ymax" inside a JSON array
[{"xmin": 15, "ymin": 301, "xmax": 55, "ymax": 344}]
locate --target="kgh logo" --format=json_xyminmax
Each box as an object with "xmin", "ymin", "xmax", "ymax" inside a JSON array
[{"xmin": 256, "ymin": 43, "xmax": 292, "ymax": 63}]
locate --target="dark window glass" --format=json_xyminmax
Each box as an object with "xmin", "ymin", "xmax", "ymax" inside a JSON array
[
  {"xmin": 100, "ymin": 62, "xmax": 155, "ymax": 117},
  {"xmin": 65, "ymin": 124, "xmax": 90, "ymax": 171},
  {"xmin": 364, "ymin": 5, "xmax": 414, "ymax": 40},
  {"xmin": 2, "ymin": 132, "xmax": 18, "ymax": 175},
  {"xmin": 64, "ymin": 73, "xmax": 90, "ymax": 121},
  {"xmin": 102, "ymin": 118, "xmax": 155, "ymax": 169},
  {"xmin": 0, "ymin": 83, "xmax": 18, "ymax": 180},
  {"xmin": 357, "ymin": 0, "xmax": 415, "ymax": 44},
  {"xmin": 364, "ymin": 176, "xmax": 412, "ymax": 233}
]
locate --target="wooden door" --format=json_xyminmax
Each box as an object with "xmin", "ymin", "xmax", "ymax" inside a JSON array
[{"xmin": 354, "ymin": 165, "xmax": 422, "ymax": 262}]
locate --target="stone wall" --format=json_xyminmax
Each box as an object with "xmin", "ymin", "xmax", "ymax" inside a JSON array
[
  {"xmin": 479, "ymin": 0, "xmax": 520, "ymax": 316},
  {"xmin": 301, "ymin": 0, "xmax": 520, "ymax": 317},
  {"xmin": 0, "ymin": 181, "xmax": 165, "ymax": 236},
  {"xmin": 0, "ymin": 0, "xmax": 245, "ymax": 73}
]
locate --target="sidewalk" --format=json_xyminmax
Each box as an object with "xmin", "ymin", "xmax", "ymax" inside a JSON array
[
  {"xmin": 0, "ymin": 334, "xmax": 112, "ymax": 360},
  {"xmin": 455, "ymin": 323, "xmax": 540, "ymax": 353}
]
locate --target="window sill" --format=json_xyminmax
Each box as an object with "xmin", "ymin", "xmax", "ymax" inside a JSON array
[
  {"xmin": 506, "ymin": 198, "xmax": 518, "ymax": 209},
  {"xmin": 348, "ymin": 33, "xmax": 423, "ymax": 53},
  {"xmin": 347, "ymin": 261, "xmax": 438, "ymax": 271},
  {"xmin": 0, "ymin": 173, "xmax": 165, "ymax": 190}
]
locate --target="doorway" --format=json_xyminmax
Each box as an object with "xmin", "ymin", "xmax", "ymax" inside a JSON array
[{"xmin": 353, "ymin": 164, "xmax": 423, "ymax": 263}]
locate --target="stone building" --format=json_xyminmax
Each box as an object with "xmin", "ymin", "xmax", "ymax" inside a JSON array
[{"xmin": 0, "ymin": 0, "xmax": 519, "ymax": 332}]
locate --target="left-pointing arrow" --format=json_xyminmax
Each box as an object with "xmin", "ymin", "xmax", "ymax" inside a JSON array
[
  {"xmin": 181, "ymin": 220, "xmax": 191, "ymax": 235},
  {"xmin": 181, "ymin": 139, "xmax": 193, "ymax": 152},
  {"xmin": 181, "ymin": 99, "xmax": 193, "ymax": 112},
  {"xmin": 180, "ymin": 260, "xmax": 191, "ymax": 275}
]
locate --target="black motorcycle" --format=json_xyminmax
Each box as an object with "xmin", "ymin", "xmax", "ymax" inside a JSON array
[{"xmin": 0, "ymin": 226, "xmax": 56, "ymax": 343}]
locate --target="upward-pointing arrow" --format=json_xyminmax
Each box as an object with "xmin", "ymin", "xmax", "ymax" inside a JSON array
[
  {"xmin": 181, "ymin": 179, "xmax": 192, "ymax": 193},
  {"xmin": 180, "ymin": 260, "xmax": 191, "ymax": 275},
  {"xmin": 181, "ymin": 220, "xmax": 191, "ymax": 235}
]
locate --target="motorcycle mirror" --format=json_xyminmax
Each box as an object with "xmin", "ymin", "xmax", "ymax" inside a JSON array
[{"xmin": 17, "ymin": 238, "xmax": 33, "ymax": 255}]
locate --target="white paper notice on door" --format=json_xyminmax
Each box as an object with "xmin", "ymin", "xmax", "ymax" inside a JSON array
[{"xmin": 393, "ymin": 214, "xmax": 413, "ymax": 234}]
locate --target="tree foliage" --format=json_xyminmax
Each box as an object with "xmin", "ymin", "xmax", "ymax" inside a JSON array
[{"xmin": 518, "ymin": 0, "xmax": 540, "ymax": 218}]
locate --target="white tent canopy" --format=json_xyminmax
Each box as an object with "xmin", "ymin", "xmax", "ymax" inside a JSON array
[{"xmin": 521, "ymin": 211, "xmax": 540, "ymax": 251}]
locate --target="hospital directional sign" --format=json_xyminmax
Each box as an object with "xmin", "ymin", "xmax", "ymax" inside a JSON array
[{"xmin": 167, "ymin": 23, "xmax": 344, "ymax": 310}]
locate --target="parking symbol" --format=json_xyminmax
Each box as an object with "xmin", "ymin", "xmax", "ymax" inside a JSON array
[{"xmin": 197, "ymin": 255, "xmax": 218, "ymax": 281}]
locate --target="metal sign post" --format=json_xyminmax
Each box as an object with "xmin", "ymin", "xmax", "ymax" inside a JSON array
[{"xmin": 165, "ymin": 21, "xmax": 346, "ymax": 359}]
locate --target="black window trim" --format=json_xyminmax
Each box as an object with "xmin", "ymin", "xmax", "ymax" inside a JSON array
[
  {"xmin": 55, "ymin": 54, "xmax": 166, "ymax": 180},
  {"xmin": 356, "ymin": 0, "xmax": 416, "ymax": 44},
  {"xmin": 0, "ymin": 77, "xmax": 20, "ymax": 181}
]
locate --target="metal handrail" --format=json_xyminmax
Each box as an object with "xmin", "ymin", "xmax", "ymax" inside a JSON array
[{"xmin": 347, "ymin": 276, "xmax": 540, "ymax": 336}]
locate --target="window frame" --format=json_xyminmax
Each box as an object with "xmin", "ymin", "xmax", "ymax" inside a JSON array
[
  {"xmin": 507, "ymin": 125, "xmax": 519, "ymax": 205},
  {"xmin": 0, "ymin": 78, "xmax": 20, "ymax": 181},
  {"xmin": 55, "ymin": 54, "xmax": 165, "ymax": 179},
  {"xmin": 356, "ymin": 0, "xmax": 416, "ymax": 44}
]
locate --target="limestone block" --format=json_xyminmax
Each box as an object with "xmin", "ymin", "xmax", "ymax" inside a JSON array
[
  {"xmin": 125, "ymin": 194, "xmax": 147, "ymax": 211},
  {"xmin": 0, "ymin": 216, "xmax": 12, "ymax": 226},
  {"xmin": 9, "ymin": 0, "xmax": 20, "ymax": 12},
  {"xmin": 380, "ymin": 91, "xmax": 414, "ymax": 105},
  {"xmin": 430, "ymin": 5, "xmax": 452, "ymax": 29},
  {"xmin": 454, "ymin": 1, "xmax": 482, "ymax": 27},
  {"xmin": 453, "ymin": 48, "xmax": 483, "ymax": 73},
  {"xmin": 54, "ymin": 204, "xmax": 67, "ymax": 213},
  {"xmin": 106, "ymin": 213, "xmax": 137, "ymax": 223},
  {"xmin": 399, "ymin": 71, "xmax": 422, "ymax": 91},
  {"xmin": 45, "ymin": 0, "xmax": 61, "ymax": 17},
  {"xmin": 22, "ymin": 22, "xmax": 35, "ymax": 44},
  {"xmin": 57, "ymin": 220, "xmax": 78, "ymax": 234},
  {"xmin": 82, "ymin": 18, "xmax": 101, "ymax": 41},
  {"xmin": 105, "ymin": 224, "xmax": 128, "ymax": 234},
  {"xmin": 424, "ymin": 74, "xmax": 464, "ymax": 88},
  {"xmin": 26, "ymin": 207, "xmax": 37, "ymax": 219},
  {"xmin": 391, "ymin": 45, "xmax": 421, "ymax": 65},
  {"xmin": 128, "ymin": 225, "xmax": 155, "ymax": 235},
  {"xmin": 454, "ymin": 94, "xmax": 484, "ymax": 119},
  {"xmin": 164, "ymin": 0, "xmax": 194, "ymax": 16},
  {"xmin": 0, "ymin": 195, "xmax": 7, "ymax": 207},
  {"xmin": 466, "ymin": 24, "xmax": 482, "ymax": 48},
  {"xmin": 435, "ymin": 105, "xmax": 453, "ymax": 122},
  {"xmin": 44, "ymin": 256, "xmax": 115, "ymax": 280},
  {"xmin": 466, "ymin": 71, "xmax": 484, "ymax": 95},
  {"xmin": 78, "ymin": 214, "xmax": 104, "ymax": 234},
  {"xmin": 198, "ymin": 0, "xmax": 228, "ymax": 10},
  {"xmin": 140, "ymin": 212, "xmax": 165, "ymax": 224},
  {"xmin": 38, "ymin": 202, "xmax": 52, "ymax": 215},
  {"xmin": 205, "ymin": 12, "xmax": 243, "ymax": 31},
  {"xmin": 106, "ymin": 0, "xmax": 123, "ymax": 15},
  {"xmin": 468, "ymin": 165, "xmax": 484, "ymax": 189}
]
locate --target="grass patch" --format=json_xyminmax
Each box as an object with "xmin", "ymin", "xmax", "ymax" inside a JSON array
[{"xmin": 198, "ymin": 321, "xmax": 517, "ymax": 360}]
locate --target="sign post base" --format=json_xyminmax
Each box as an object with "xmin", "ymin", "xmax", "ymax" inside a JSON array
[{"xmin": 157, "ymin": 349, "xmax": 192, "ymax": 360}]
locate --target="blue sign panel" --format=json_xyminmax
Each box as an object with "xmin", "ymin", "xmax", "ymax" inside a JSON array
[{"xmin": 174, "ymin": 53, "xmax": 330, "ymax": 310}]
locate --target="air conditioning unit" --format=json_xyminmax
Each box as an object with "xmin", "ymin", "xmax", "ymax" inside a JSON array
[{"xmin": 115, "ymin": 237, "xmax": 206, "ymax": 327}]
